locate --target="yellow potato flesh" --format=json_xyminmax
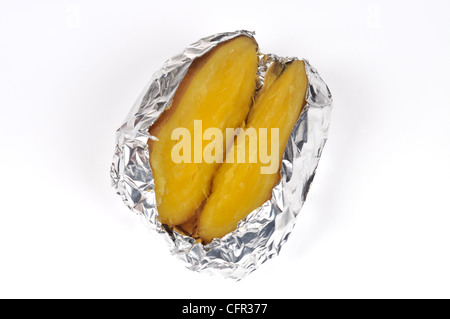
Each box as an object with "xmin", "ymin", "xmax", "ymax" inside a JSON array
[
  {"xmin": 197, "ymin": 60, "xmax": 308, "ymax": 242},
  {"xmin": 148, "ymin": 36, "xmax": 258, "ymax": 226}
]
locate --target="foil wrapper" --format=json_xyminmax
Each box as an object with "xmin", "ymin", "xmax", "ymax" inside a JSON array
[{"xmin": 111, "ymin": 30, "xmax": 332, "ymax": 280}]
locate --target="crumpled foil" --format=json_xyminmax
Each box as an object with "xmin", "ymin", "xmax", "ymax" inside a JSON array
[{"xmin": 110, "ymin": 30, "xmax": 333, "ymax": 280}]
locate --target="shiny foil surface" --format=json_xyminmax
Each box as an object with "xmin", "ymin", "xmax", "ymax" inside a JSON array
[{"xmin": 111, "ymin": 30, "xmax": 333, "ymax": 280}]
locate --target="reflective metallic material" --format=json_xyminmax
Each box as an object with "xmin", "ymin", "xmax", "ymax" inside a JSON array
[{"xmin": 111, "ymin": 30, "xmax": 332, "ymax": 280}]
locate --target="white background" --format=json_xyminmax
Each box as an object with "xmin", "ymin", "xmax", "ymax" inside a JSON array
[{"xmin": 1, "ymin": 0, "xmax": 449, "ymax": 299}]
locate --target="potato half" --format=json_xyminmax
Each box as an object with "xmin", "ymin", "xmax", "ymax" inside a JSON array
[
  {"xmin": 197, "ymin": 60, "xmax": 308, "ymax": 242},
  {"xmin": 148, "ymin": 36, "xmax": 258, "ymax": 226}
]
